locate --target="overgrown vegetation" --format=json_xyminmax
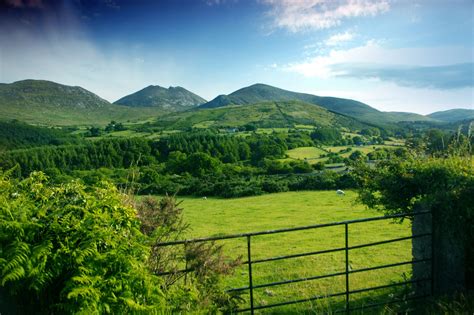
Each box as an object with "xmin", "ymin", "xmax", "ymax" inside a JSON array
[{"xmin": 0, "ymin": 172, "xmax": 241, "ymax": 314}]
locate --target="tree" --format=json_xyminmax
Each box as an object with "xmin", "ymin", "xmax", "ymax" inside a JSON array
[
  {"xmin": 184, "ymin": 152, "xmax": 222, "ymax": 177},
  {"xmin": 310, "ymin": 128, "xmax": 342, "ymax": 144},
  {"xmin": 348, "ymin": 150, "xmax": 364, "ymax": 161},
  {"xmin": 87, "ymin": 126, "xmax": 102, "ymax": 137}
]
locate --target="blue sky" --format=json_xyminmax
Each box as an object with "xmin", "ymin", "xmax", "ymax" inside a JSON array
[{"xmin": 0, "ymin": 0, "xmax": 472, "ymax": 114}]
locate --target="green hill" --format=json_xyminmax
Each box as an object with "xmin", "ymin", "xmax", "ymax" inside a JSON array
[
  {"xmin": 427, "ymin": 108, "xmax": 474, "ymax": 122},
  {"xmin": 199, "ymin": 83, "xmax": 430, "ymax": 125},
  {"xmin": 0, "ymin": 80, "xmax": 166, "ymax": 126},
  {"xmin": 155, "ymin": 100, "xmax": 370, "ymax": 130},
  {"xmin": 114, "ymin": 85, "xmax": 206, "ymax": 110}
]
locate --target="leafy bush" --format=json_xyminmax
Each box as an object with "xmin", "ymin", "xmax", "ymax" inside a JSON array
[
  {"xmin": 353, "ymin": 153, "xmax": 474, "ymax": 291},
  {"xmin": 0, "ymin": 171, "xmax": 165, "ymax": 314},
  {"xmin": 0, "ymin": 172, "xmax": 243, "ymax": 313}
]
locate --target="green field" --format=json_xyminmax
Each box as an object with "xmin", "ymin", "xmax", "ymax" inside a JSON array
[
  {"xmin": 281, "ymin": 145, "xmax": 404, "ymax": 166},
  {"xmin": 324, "ymin": 145, "xmax": 396, "ymax": 157},
  {"xmin": 162, "ymin": 191, "xmax": 415, "ymax": 314},
  {"xmin": 285, "ymin": 147, "xmax": 327, "ymax": 162}
]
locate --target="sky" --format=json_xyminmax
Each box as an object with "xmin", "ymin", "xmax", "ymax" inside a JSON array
[{"xmin": 0, "ymin": 0, "xmax": 473, "ymax": 114}]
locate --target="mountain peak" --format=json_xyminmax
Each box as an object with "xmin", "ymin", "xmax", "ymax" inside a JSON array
[
  {"xmin": 114, "ymin": 84, "xmax": 206, "ymax": 109},
  {"xmin": 0, "ymin": 79, "xmax": 110, "ymax": 109}
]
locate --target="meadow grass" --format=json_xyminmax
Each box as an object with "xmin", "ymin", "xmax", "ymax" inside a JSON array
[
  {"xmin": 163, "ymin": 191, "xmax": 415, "ymax": 314},
  {"xmin": 286, "ymin": 147, "xmax": 327, "ymax": 161}
]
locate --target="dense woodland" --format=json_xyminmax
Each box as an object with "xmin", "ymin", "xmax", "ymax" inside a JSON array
[
  {"xmin": 0, "ymin": 125, "xmax": 406, "ymax": 197},
  {"xmin": 1, "ymin": 120, "xmax": 472, "ymax": 198}
]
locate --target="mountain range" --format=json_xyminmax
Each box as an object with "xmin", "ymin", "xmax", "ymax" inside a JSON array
[
  {"xmin": 0, "ymin": 80, "xmax": 190, "ymax": 126},
  {"xmin": 0, "ymin": 79, "xmax": 471, "ymax": 128},
  {"xmin": 199, "ymin": 83, "xmax": 433, "ymax": 125}
]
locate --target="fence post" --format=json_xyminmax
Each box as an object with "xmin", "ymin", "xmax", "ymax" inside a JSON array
[
  {"xmin": 345, "ymin": 223, "xmax": 350, "ymax": 314},
  {"xmin": 430, "ymin": 217, "xmax": 434, "ymax": 297},
  {"xmin": 247, "ymin": 235, "xmax": 254, "ymax": 315}
]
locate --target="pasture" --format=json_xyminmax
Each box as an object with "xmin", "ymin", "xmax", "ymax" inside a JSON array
[{"xmin": 165, "ymin": 191, "xmax": 415, "ymax": 313}]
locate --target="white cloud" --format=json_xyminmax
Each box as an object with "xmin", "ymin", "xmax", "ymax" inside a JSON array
[
  {"xmin": 262, "ymin": 0, "xmax": 390, "ymax": 32},
  {"xmin": 325, "ymin": 31, "xmax": 354, "ymax": 46},
  {"xmin": 285, "ymin": 40, "xmax": 473, "ymax": 78}
]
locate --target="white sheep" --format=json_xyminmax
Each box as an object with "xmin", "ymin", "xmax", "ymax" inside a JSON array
[
  {"xmin": 202, "ymin": 196, "xmax": 207, "ymax": 200},
  {"xmin": 336, "ymin": 190, "xmax": 345, "ymax": 196}
]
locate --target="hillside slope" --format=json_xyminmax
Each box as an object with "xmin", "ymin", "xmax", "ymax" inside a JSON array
[
  {"xmin": 199, "ymin": 83, "xmax": 429, "ymax": 125},
  {"xmin": 0, "ymin": 79, "xmax": 110, "ymax": 109},
  {"xmin": 427, "ymin": 108, "xmax": 474, "ymax": 122},
  {"xmin": 0, "ymin": 80, "xmax": 166, "ymax": 126},
  {"xmin": 114, "ymin": 85, "xmax": 206, "ymax": 110},
  {"xmin": 156, "ymin": 100, "xmax": 369, "ymax": 130}
]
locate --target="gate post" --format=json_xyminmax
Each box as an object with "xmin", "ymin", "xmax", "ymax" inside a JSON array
[
  {"xmin": 411, "ymin": 209, "xmax": 432, "ymax": 297},
  {"xmin": 412, "ymin": 207, "xmax": 467, "ymax": 296}
]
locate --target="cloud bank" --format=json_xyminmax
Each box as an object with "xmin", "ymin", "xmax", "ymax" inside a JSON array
[
  {"xmin": 286, "ymin": 41, "xmax": 473, "ymax": 89},
  {"xmin": 333, "ymin": 63, "xmax": 474, "ymax": 90}
]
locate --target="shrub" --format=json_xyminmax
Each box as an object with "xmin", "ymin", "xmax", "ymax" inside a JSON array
[
  {"xmin": 0, "ymin": 171, "xmax": 165, "ymax": 314},
  {"xmin": 0, "ymin": 172, "xmax": 243, "ymax": 313}
]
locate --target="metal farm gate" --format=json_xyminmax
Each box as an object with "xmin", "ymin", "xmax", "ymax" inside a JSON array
[{"xmin": 157, "ymin": 211, "xmax": 433, "ymax": 314}]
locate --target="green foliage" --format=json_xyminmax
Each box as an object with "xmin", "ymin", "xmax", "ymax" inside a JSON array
[
  {"xmin": 310, "ymin": 127, "xmax": 342, "ymax": 144},
  {"xmin": 0, "ymin": 120, "xmax": 78, "ymax": 150},
  {"xmin": 86, "ymin": 126, "xmax": 102, "ymax": 137},
  {"xmin": 0, "ymin": 171, "xmax": 165, "ymax": 313},
  {"xmin": 0, "ymin": 173, "xmax": 244, "ymax": 313},
  {"xmin": 353, "ymin": 149, "xmax": 474, "ymax": 291},
  {"xmin": 354, "ymin": 154, "xmax": 473, "ymax": 216},
  {"xmin": 105, "ymin": 121, "xmax": 127, "ymax": 132},
  {"xmin": 348, "ymin": 150, "xmax": 365, "ymax": 161}
]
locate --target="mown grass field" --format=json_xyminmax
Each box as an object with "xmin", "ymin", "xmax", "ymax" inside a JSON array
[{"xmin": 161, "ymin": 191, "xmax": 416, "ymax": 314}]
